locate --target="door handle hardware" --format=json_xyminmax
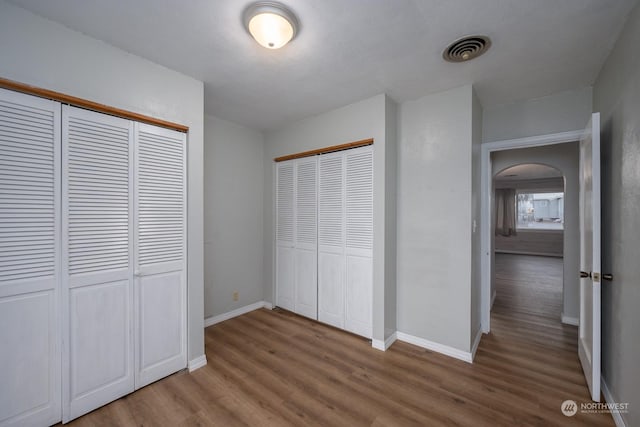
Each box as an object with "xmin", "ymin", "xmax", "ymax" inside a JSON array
[
  {"xmin": 580, "ymin": 271, "xmax": 591, "ymax": 278},
  {"xmin": 603, "ymin": 274, "xmax": 613, "ymax": 281}
]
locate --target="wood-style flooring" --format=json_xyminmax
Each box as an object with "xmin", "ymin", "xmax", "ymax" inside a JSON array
[{"xmin": 64, "ymin": 254, "xmax": 613, "ymax": 426}]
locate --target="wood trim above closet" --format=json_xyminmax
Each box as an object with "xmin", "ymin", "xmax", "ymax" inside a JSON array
[
  {"xmin": 0, "ymin": 77, "xmax": 189, "ymax": 133},
  {"xmin": 274, "ymin": 138, "xmax": 374, "ymax": 162}
]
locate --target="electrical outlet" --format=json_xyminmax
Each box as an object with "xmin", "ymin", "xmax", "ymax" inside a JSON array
[{"xmin": 233, "ymin": 291, "xmax": 239, "ymax": 301}]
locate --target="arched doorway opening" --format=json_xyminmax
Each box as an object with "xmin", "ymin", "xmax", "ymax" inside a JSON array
[{"xmin": 492, "ymin": 162, "xmax": 567, "ymax": 326}]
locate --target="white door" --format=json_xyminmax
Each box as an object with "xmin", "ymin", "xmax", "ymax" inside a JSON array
[
  {"xmin": 134, "ymin": 123, "xmax": 187, "ymax": 388},
  {"xmin": 578, "ymin": 112, "xmax": 601, "ymax": 402},
  {"xmin": 62, "ymin": 106, "xmax": 134, "ymax": 421},
  {"xmin": 276, "ymin": 161, "xmax": 295, "ymax": 311},
  {"xmin": 344, "ymin": 147, "xmax": 373, "ymax": 338},
  {"xmin": 318, "ymin": 152, "xmax": 345, "ymax": 328},
  {"xmin": 294, "ymin": 157, "xmax": 317, "ymax": 319},
  {"xmin": 0, "ymin": 89, "xmax": 61, "ymax": 426}
]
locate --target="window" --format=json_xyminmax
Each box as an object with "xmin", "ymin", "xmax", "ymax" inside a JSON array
[{"xmin": 516, "ymin": 192, "xmax": 564, "ymax": 230}]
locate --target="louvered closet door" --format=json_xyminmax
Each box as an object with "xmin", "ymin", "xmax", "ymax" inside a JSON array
[
  {"xmin": 134, "ymin": 123, "xmax": 186, "ymax": 388},
  {"xmin": 276, "ymin": 160, "xmax": 295, "ymax": 311},
  {"xmin": 344, "ymin": 147, "xmax": 373, "ymax": 338},
  {"xmin": 0, "ymin": 89, "xmax": 61, "ymax": 426},
  {"xmin": 317, "ymin": 152, "xmax": 345, "ymax": 329},
  {"xmin": 62, "ymin": 106, "xmax": 134, "ymax": 422},
  {"xmin": 294, "ymin": 157, "xmax": 317, "ymax": 319}
]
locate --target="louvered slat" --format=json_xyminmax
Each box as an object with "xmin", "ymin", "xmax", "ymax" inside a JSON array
[
  {"xmin": 276, "ymin": 161, "xmax": 294, "ymax": 243},
  {"xmin": 318, "ymin": 154, "xmax": 343, "ymax": 246},
  {"xmin": 296, "ymin": 158, "xmax": 317, "ymax": 245},
  {"xmin": 346, "ymin": 148, "xmax": 373, "ymax": 250},
  {"xmin": 137, "ymin": 127, "xmax": 184, "ymax": 267},
  {"xmin": 0, "ymin": 96, "xmax": 56, "ymax": 283},
  {"xmin": 66, "ymin": 112, "xmax": 130, "ymax": 276}
]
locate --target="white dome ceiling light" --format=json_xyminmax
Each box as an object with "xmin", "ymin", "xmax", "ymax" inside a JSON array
[{"xmin": 243, "ymin": 2, "xmax": 299, "ymax": 49}]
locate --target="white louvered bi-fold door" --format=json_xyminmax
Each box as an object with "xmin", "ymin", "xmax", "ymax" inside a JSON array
[
  {"xmin": 276, "ymin": 160, "xmax": 295, "ymax": 311},
  {"xmin": 317, "ymin": 152, "xmax": 345, "ymax": 329},
  {"xmin": 0, "ymin": 89, "xmax": 61, "ymax": 426},
  {"xmin": 344, "ymin": 147, "xmax": 373, "ymax": 337},
  {"xmin": 134, "ymin": 123, "xmax": 186, "ymax": 388},
  {"xmin": 62, "ymin": 106, "xmax": 134, "ymax": 422},
  {"xmin": 294, "ymin": 157, "xmax": 317, "ymax": 319}
]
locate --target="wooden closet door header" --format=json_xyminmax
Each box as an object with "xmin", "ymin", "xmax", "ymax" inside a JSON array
[
  {"xmin": 0, "ymin": 77, "xmax": 189, "ymax": 133},
  {"xmin": 274, "ymin": 138, "xmax": 373, "ymax": 162}
]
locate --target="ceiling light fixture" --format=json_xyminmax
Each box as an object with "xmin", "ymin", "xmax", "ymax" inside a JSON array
[{"xmin": 243, "ymin": 1, "xmax": 299, "ymax": 49}]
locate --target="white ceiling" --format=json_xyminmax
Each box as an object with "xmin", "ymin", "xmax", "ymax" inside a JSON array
[
  {"xmin": 495, "ymin": 163, "xmax": 563, "ymax": 181},
  {"xmin": 7, "ymin": 0, "xmax": 637, "ymax": 130}
]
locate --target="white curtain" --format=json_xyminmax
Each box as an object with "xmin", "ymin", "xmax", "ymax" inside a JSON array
[{"xmin": 495, "ymin": 188, "xmax": 517, "ymax": 236}]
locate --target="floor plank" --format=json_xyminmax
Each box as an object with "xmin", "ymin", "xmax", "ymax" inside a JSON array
[{"xmin": 62, "ymin": 253, "xmax": 613, "ymax": 426}]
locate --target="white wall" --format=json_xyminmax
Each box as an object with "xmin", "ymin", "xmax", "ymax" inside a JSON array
[
  {"xmin": 593, "ymin": 2, "xmax": 640, "ymax": 424},
  {"xmin": 471, "ymin": 89, "xmax": 483, "ymax": 347},
  {"xmin": 483, "ymin": 87, "xmax": 593, "ymax": 142},
  {"xmin": 397, "ymin": 85, "xmax": 474, "ymax": 352},
  {"xmin": 204, "ymin": 115, "xmax": 264, "ymax": 318},
  {"xmin": 384, "ymin": 96, "xmax": 398, "ymax": 340},
  {"xmin": 491, "ymin": 143, "xmax": 579, "ymax": 321},
  {"xmin": 0, "ymin": 1, "xmax": 205, "ymax": 362},
  {"xmin": 263, "ymin": 94, "xmax": 391, "ymax": 341}
]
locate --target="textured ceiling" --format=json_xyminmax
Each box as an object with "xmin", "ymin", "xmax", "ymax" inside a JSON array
[{"xmin": 7, "ymin": 0, "xmax": 638, "ymax": 130}]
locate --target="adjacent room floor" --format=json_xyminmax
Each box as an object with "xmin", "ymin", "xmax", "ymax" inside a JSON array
[{"xmin": 65, "ymin": 254, "xmax": 613, "ymax": 426}]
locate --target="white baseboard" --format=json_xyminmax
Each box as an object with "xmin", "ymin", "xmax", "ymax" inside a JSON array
[
  {"xmin": 396, "ymin": 332, "xmax": 473, "ymax": 363},
  {"xmin": 188, "ymin": 355, "xmax": 207, "ymax": 372},
  {"xmin": 263, "ymin": 301, "xmax": 273, "ymax": 310},
  {"xmin": 372, "ymin": 332, "xmax": 397, "ymax": 351},
  {"xmin": 561, "ymin": 313, "xmax": 579, "ymax": 326},
  {"xmin": 204, "ymin": 301, "xmax": 271, "ymax": 327},
  {"xmin": 471, "ymin": 327, "xmax": 483, "ymax": 361},
  {"xmin": 491, "ymin": 290, "xmax": 497, "ymax": 309},
  {"xmin": 602, "ymin": 375, "xmax": 628, "ymax": 427}
]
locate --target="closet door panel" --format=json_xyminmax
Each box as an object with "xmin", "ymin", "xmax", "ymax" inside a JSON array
[
  {"xmin": 0, "ymin": 292, "xmax": 57, "ymax": 426},
  {"xmin": 294, "ymin": 248, "xmax": 316, "ymax": 319},
  {"xmin": 68, "ymin": 281, "xmax": 130, "ymax": 414},
  {"xmin": 62, "ymin": 106, "xmax": 134, "ymax": 422},
  {"xmin": 276, "ymin": 246, "xmax": 294, "ymax": 311},
  {"xmin": 276, "ymin": 161, "xmax": 294, "ymax": 311},
  {"xmin": 345, "ymin": 148, "xmax": 373, "ymax": 253},
  {"xmin": 317, "ymin": 251, "xmax": 344, "ymax": 328},
  {"xmin": 345, "ymin": 147, "xmax": 373, "ymax": 338},
  {"xmin": 294, "ymin": 157, "xmax": 317, "ymax": 319},
  {"xmin": 138, "ymin": 271, "xmax": 183, "ymax": 374},
  {"xmin": 0, "ymin": 89, "xmax": 61, "ymax": 426},
  {"xmin": 134, "ymin": 123, "xmax": 186, "ymax": 388},
  {"xmin": 317, "ymin": 153, "xmax": 344, "ymax": 328},
  {"xmin": 345, "ymin": 255, "xmax": 373, "ymax": 337}
]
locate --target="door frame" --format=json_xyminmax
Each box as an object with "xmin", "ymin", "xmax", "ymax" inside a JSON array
[{"xmin": 480, "ymin": 129, "xmax": 583, "ymax": 333}]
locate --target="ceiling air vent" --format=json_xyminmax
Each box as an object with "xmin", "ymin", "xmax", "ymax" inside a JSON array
[{"xmin": 443, "ymin": 35, "xmax": 491, "ymax": 62}]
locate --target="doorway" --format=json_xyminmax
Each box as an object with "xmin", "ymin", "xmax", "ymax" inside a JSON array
[
  {"xmin": 492, "ymin": 162, "xmax": 566, "ymax": 325},
  {"xmin": 480, "ymin": 130, "xmax": 583, "ymax": 332}
]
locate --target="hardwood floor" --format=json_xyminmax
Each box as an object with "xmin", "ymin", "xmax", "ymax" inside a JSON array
[{"xmin": 65, "ymin": 254, "xmax": 613, "ymax": 426}]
